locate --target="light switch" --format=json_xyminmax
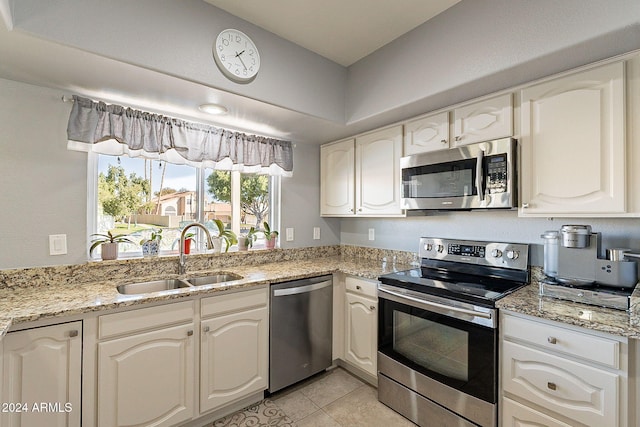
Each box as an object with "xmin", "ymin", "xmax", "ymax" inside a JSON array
[
  {"xmin": 49, "ymin": 234, "xmax": 67, "ymax": 255},
  {"xmin": 286, "ymin": 228, "xmax": 294, "ymax": 241},
  {"xmin": 368, "ymin": 228, "xmax": 375, "ymax": 241},
  {"xmin": 313, "ymin": 227, "xmax": 321, "ymax": 240}
]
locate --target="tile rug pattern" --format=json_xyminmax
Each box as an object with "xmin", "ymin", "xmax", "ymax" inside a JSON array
[{"xmin": 212, "ymin": 399, "xmax": 295, "ymax": 427}]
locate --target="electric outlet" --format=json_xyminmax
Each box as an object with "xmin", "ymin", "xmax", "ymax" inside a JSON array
[
  {"xmin": 49, "ymin": 234, "xmax": 67, "ymax": 255},
  {"xmin": 368, "ymin": 228, "xmax": 375, "ymax": 241},
  {"xmin": 313, "ymin": 227, "xmax": 321, "ymax": 240},
  {"xmin": 286, "ymin": 228, "xmax": 294, "ymax": 241}
]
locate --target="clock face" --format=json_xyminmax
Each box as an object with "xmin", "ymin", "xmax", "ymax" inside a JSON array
[{"xmin": 213, "ymin": 29, "xmax": 260, "ymax": 83}]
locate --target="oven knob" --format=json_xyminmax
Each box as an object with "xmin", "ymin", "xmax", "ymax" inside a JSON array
[
  {"xmin": 425, "ymin": 243, "xmax": 433, "ymax": 251},
  {"xmin": 506, "ymin": 250, "xmax": 519, "ymax": 260},
  {"xmin": 436, "ymin": 244, "xmax": 445, "ymax": 253},
  {"xmin": 491, "ymin": 249, "xmax": 503, "ymax": 258}
]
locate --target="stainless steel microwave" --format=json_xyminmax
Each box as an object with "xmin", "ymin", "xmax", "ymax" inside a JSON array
[{"xmin": 401, "ymin": 137, "xmax": 517, "ymax": 210}]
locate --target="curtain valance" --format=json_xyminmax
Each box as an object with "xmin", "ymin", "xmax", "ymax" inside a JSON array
[{"xmin": 66, "ymin": 95, "xmax": 293, "ymax": 176}]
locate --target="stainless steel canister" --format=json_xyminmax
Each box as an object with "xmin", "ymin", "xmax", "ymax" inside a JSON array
[
  {"xmin": 540, "ymin": 230, "xmax": 559, "ymax": 277},
  {"xmin": 560, "ymin": 225, "xmax": 592, "ymax": 248}
]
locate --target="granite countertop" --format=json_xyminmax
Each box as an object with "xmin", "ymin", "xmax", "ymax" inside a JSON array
[
  {"xmin": 0, "ymin": 256, "xmax": 400, "ymax": 337},
  {"xmin": 497, "ymin": 272, "xmax": 640, "ymax": 339}
]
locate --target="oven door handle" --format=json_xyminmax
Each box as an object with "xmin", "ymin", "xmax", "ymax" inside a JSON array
[{"xmin": 378, "ymin": 286, "xmax": 493, "ymax": 320}]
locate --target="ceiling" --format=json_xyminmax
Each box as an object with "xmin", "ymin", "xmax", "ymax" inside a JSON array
[{"xmin": 204, "ymin": 0, "xmax": 460, "ymax": 66}]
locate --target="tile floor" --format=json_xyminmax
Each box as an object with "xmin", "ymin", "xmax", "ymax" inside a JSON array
[{"xmin": 271, "ymin": 367, "xmax": 416, "ymax": 427}]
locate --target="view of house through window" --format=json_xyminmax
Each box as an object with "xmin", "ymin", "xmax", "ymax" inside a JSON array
[{"xmin": 94, "ymin": 154, "xmax": 274, "ymax": 257}]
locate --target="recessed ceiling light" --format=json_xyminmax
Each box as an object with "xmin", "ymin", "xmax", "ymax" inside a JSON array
[{"xmin": 199, "ymin": 103, "xmax": 228, "ymax": 115}]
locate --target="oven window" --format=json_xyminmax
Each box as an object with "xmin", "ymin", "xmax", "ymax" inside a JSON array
[
  {"xmin": 393, "ymin": 312, "xmax": 468, "ymax": 381},
  {"xmin": 402, "ymin": 159, "xmax": 477, "ymax": 198}
]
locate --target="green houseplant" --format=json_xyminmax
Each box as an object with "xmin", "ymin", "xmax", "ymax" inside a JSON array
[
  {"xmin": 238, "ymin": 226, "xmax": 257, "ymax": 251},
  {"xmin": 212, "ymin": 219, "xmax": 237, "ymax": 253},
  {"xmin": 263, "ymin": 221, "xmax": 279, "ymax": 249},
  {"xmin": 140, "ymin": 228, "xmax": 162, "ymax": 257},
  {"xmin": 89, "ymin": 231, "xmax": 135, "ymax": 261}
]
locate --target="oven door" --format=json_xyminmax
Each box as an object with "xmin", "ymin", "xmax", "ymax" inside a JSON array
[{"xmin": 378, "ymin": 284, "xmax": 497, "ymax": 405}]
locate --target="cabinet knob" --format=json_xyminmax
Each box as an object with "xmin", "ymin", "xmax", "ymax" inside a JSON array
[
  {"xmin": 187, "ymin": 330, "xmax": 194, "ymax": 336},
  {"xmin": 547, "ymin": 382, "xmax": 557, "ymax": 391},
  {"xmin": 358, "ymin": 207, "xmax": 363, "ymax": 212},
  {"xmin": 455, "ymin": 136, "xmax": 462, "ymax": 142},
  {"xmin": 349, "ymin": 208, "xmax": 354, "ymax": 213},
  {"xmin": 441, "ymin": 139, "xmax": 447, "ymax": 144},
  {"xmin": 547, "ymin": 336, "xmax": 557, "ymax": 344},
  {"xmin": 370, "ymin": 305, "xmax": 376, "ymax": 311},
  {"xmin": 203, "ymin": 326, "xmax": 210, "ymax": 333},
  {"xmin": 68, "ymin": 330, "xmax": 79, "ymax": 338},
  {"xmin": 522, "ymin": 203, "xmax": 529, "ymax": 209},
  {"xmin": 356, "ymin": 285, "xmax": 362, "ymax": 290}
]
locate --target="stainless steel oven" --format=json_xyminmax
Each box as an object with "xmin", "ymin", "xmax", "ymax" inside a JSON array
[
  {"xmin": 377, "ymin": 238, "xmax": 529, "ymax": 427},
  {"xmin": 401, "ymin": 137, "xmax": 517, "ymax": 211}
]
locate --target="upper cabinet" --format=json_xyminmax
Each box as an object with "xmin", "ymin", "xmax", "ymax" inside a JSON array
[
  {"xmin": 519, "ymin": 62, "xmax": 626, "ymax": 216},
  {"xmin": 403, "ymin": 94, "xmax": 513, "ymax": 156},
  {"xmin": 452, "ymin": 93, "xmax": 513, "ymax": 147},
  {"xmin": 321, "ymin": 126, "xmax": 404, "ymax": 217}
]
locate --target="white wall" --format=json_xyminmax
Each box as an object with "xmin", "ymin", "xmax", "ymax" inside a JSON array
[{"xmin": 0, "ymin": 78, "xmax": 87, "ymax": 268}]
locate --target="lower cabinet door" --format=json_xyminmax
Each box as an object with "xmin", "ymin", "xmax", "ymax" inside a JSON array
[
  {"xmin": 502, "ymin": 341, "xmax": 619, "ymax": 427},
  {"xmin": 97, "ymin": 323, "xmax": 195, "ymax": 427},
  {"xmin": 200, "ymin": 306, "xmax": 268, "ymax": 414},
  {"xmin": 2, "ymin": 322, "xmax": 82, "ymax": 427},
  {"xmin": 344, "ymin": 292, "xmax": 377, "ymax": 376},
  {"xmin": 502, "ymin": 397, "xmax": 574, "ymax": 427}
]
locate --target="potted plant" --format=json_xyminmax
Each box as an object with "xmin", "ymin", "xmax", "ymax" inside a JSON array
[
  {"xmin": 237, "ymin": 226, "xmax": 257, "ymax": 251},
  {"xmin": 140, "ymin": 228, "xmax": 162, "ymax": 257},
  {"xmin": 263, "ymin": 221, "xmax": 279, "ymax": 249},
  {"xmin": 212, "ymin": 219, "xmax": 237, "ymax": 253},
  {"xmin": 183, "ymin": 232, "xmax": 195, "ymax": 254},
  {"xmin": 89, "ymin": 231, "xmax": 134, "ymax": 261}
]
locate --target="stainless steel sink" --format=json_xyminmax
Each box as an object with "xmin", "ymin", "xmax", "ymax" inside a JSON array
[
  {"xmin": 116, "ymin": 279, "xmax": 192, "ymax": 295},
  {"xmin": 186, "ymin": 273, "xmax": 243, "ymax": 287}
]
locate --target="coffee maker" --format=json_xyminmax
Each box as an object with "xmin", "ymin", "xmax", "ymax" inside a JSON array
[{"xmin": 555, "ymin": 225, "xmax": 637, "ymax": 288}]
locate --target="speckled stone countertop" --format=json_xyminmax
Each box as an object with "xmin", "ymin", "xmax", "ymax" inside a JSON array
[
  {"xmin": 0, "ymin": 248, "xmax": 409, "ymax": 338},
  {"xmin": 497, "ymin": 268, "xmax": 640, "ymax": 338}
]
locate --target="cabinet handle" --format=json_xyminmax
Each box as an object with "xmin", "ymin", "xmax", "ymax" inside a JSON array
[
  {"xmin": 356, "ymin": 285, "xmax": 362, "ymax": 290},
  {"xmin": 441, "ymin": 139, "xmax": 447, "ymax": 144},
  {"xmin": 547, "ymin": 382, "xmax": 557, "ymax": 391},
  {"xmin": 203, "ymin": 326, "xmax": 210, "ymax": 333},
  {"xmin": 68, "ymin": 330, "xmax": 79, "ymax": 338},
  {"xmin": 547, "ymin": 336, "xmax": 557, "ymax": 344},
  {"xmin": 370, "ymin": 305, "xmax": 376, "ymax": 311},
  {"xmin": 187, "ymin": 330, "xmax": 194, "ymax": 336},
  {"xmin": 455, "ymin": 136, "xmax": 462, "ymax": 142},
  {"xmin": 522, "ymin": 203, "xmax": 529, "ymax": 209}
]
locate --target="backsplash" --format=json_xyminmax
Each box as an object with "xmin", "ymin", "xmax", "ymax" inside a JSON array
[{"xmin": 0, "ymin": 245, "xmax": 413, "ymax": 290}]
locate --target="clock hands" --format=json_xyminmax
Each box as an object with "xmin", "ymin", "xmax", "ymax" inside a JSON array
[{"xmin": 235, "ymin": 50, "xmax": 248, "ymax": 71}]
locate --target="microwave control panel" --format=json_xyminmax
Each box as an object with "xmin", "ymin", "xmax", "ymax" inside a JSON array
[{"xmin": 486, "ymin": 154, "xmax": 507, "ymax": 194}]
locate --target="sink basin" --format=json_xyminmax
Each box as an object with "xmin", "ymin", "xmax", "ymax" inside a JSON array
[
  {"xmin": 117, "ymin": 279, "xmax": 192, "ymax": 295},
  {"xmin": 186, "ymin": 273, "xmax": 243, "ymax": 287}
]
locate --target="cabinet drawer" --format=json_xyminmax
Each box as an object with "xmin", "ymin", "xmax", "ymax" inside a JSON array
[
  {"xmin": 99, "ymin": 301, "xmax": 195, "ymax": 339},
  {"xmin": 502, "ymin": 397, "xmax": 574, "ymax": 427},
  {"xmin": 502, "ymin": 341, "xmax": 619, "ymax": 427},
  {"xmin": 502, "ymin": 315, "xmax": 619, "ymax": 368},
  {"xmin": 345, "ymin": 276, "xmax": 377, "ymax": 298},
  {"xmin": 201, "ymin": 287, "xmax": 268, "ymax": 319}
]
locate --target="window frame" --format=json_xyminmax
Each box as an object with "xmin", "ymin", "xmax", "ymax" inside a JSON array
[{"xmin": 88, "ymin": 153, "xmax": 280, "ymax": 259}]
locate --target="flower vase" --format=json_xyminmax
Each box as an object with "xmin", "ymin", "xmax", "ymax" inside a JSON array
[
  {"xmin": 184, "ymin": 239, "xmax": 192, "ymax": 254},
  {"xmin": 101, "ymin": 242, "xmax": 119, "ymax": 260},
  {"xmin": 141, "ymin": 240, "xmax": 160, "ymax": 257},
  {"xmin": 266, "ymin": 237, "xmax": 277, "ymax": 249}
]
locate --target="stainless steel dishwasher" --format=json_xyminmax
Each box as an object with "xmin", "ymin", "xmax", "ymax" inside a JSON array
[{"xmin": 269, "ymin": 275, "xmax": 333, "ymax": 393}]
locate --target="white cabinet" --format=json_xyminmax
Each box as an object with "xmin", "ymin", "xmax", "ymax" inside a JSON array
[
  {"xmin": 97, "ymin": 302, "xmax": 195, "ymax": 427},
  {"xmin": 501, "ymin": 312, "xmax": 630, "ymax": 427},
  {"xmin": 200, "ymin": 287, "xmax": 268, "ymax": 414},
  {"xmin": 320, "ymin": 138, "xmax": 355, "ymax": 216},
  {"xmin": 519, "ymin": 61, "xmax": 626, "ymax": 215},
  {"xmin": 452, "ymin": 93, "xmax": 513, "ymax": 147},
  {"xmin": 2, "ymin": 321, "xmax": 82, "ymax": 427},
  {"xmin": 404, "ymin": 111, "xmax": 449, "ymax": 155},
  {"xmin": 343, "ymin": 277, "xmax": 378, "ymax": 378},
  {"xmin": 321, "ymin": 126, "xmax": 404, "ymax": 217}
]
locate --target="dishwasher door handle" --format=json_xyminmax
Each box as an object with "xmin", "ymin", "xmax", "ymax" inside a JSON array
[{"xmin": 273, "ymin": 280, "xmax": 332, "ymax": 297}]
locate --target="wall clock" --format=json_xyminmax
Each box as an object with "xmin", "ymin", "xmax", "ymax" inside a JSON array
[{"xmin": 213, "ymin": 28, "xmax": 261, "ymax": 83}]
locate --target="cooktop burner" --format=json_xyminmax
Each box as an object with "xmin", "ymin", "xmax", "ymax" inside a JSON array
[{"xmin": 378, "ymin": 237, "xmax": 530, "ymax": 307}]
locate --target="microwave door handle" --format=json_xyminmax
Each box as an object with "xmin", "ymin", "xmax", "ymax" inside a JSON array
[{"xmin": 476, "ymin": 149, "xmax": 485, "ymax": 202}]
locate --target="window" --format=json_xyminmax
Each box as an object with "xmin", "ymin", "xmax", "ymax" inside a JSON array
[{"xmin": 91, "ymin": 154, "xmax": 279, "ymax": 257}]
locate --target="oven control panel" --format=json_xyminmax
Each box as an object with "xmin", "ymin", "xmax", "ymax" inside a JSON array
[{"xmin": 419, "ymin": 237, "xmax": 529, "ymax": 270}]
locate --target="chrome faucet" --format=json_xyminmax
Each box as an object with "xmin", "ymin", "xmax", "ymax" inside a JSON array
[{"xmin": 179, "ymin": 222, "xmax": 214, "ymax": 275}]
